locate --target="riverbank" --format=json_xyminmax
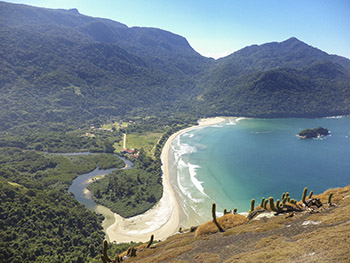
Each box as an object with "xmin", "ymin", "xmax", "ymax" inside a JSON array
[{"xmin": 106, "ymin": 117, "xmax": 226, "ymax": 243}]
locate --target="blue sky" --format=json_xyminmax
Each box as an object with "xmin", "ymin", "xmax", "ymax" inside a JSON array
[{"xmin": 3, "ymin": 0, "xmax": 350, "ymax": 59}]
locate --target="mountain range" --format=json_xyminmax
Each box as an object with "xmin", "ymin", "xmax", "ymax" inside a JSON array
[{"xmin": 1, "ymin": 1, "xmax": 350, "ymax": 131}]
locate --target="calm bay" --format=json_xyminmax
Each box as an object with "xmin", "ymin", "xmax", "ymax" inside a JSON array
[{"xmin": 169, "ymin": 117, "xmax": 350, "ymax": 227}]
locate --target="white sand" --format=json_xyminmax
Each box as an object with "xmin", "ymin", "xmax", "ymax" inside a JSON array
[{"xmin": 106, "ymin": 117, "xmax": 226, "ymax": 243}]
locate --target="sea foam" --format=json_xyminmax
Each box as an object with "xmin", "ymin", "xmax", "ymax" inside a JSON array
[{"xmin": 188, "ymin": 163, "xmax": 209, "ymax": 198}]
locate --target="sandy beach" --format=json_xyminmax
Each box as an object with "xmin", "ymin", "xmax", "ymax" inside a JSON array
[{"xmin": 106, "ymin": 117, "xmax": 226, "ymax": 243}]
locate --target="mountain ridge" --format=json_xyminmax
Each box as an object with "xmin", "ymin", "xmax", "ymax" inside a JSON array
[{"xmin": 0, "ymin": 1, "xmax": 350, "ymax": 132}]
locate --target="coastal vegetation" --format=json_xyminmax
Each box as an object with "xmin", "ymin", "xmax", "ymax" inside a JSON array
[{"xmin": 87, "ymin": 155, "xmax": 163, "ymax": 218}]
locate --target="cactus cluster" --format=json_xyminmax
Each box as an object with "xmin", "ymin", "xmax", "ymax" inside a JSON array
[{"xmin": 126, "ymin": 247, "xmax": 137, "ymax": 257}]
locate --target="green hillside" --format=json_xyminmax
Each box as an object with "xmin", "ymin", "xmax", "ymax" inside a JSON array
[
  {"xmin": 0, "ymin": 1, "xmax": 209, "ymax": 132},
  {"xmin": 1, "ymin": 2, "xmax": 349, "ymax": 133},
  {"xmin": 196, "ymin": 37, "xmax": 350, "ymax": 117}
]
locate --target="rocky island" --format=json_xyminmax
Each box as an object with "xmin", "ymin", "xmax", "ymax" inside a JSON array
[{"xmin": 298, "ymin": 126, "xmax": 329, "ymax": 139}]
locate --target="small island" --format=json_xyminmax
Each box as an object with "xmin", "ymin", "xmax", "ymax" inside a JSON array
[{"xmin": 298, "ymin": 126, "xmax": 329, "ymax": 139}]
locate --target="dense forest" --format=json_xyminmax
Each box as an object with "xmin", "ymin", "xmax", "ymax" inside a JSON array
[
  {"xmin": 1, "ymin": 2, "xmax": 350, "ymax": 262},
  {"xmin": 0, "ymin": 148, "xmax": 125, "ymax": 262}
]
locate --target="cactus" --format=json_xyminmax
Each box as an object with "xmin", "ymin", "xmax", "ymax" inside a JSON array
[
  {"xmin": 233, "ymin": 208, "xmax": 237, "ymax": 214},
  {"xmin": 269, "ymin": 197, "xmax": 278, "ymax": 212},
  {"xmin": 250, "ymin": 199, "xmax": 255, "ymax": 212},
  {"xmin": 281, "ymin": 193, "xmax": 285, "ymax": 200},
  {"xmin": 263, "ymin": 199, "xmax": 268, "ymax": 210},
  {"xmin": 211, "ymin": 203, "xmax": 217, "ymax": 221},
  {"xmin": 126, "ymin": 247, "xmax": 137, "ymax": 257},
  {"xmin": 101, "ymin": 240, "xmax": 122, "ymax": 263},
  {"xmin": 223, "ymin": 209, "xmax": 227, "ymax": 215},
  {"xmin": 285, "ymin": 192, "xmax": 290, "ymax": 203},
  {"xmin": 101, "ymin": 255, "xmax": 108, "ymax": 263},
  {"xmin": 308, "ymin": 190, "xmax": 313, "ymax": 199},
  {"xmin": 328, "ymin": 192, "xmax": 333, "ymax": 204},
  {"xmin": 101, "ymin": 240, "xmax": 112, "ymax": 263},
  {"xmin": 302, "ymin": 187, "xmax": 308, "ymax": 203},
  {"xmin": 276, "ymin": 199, "xmax": 281, "ymax": 209},
  {"xmin": 260, "ymin": 197, "xmax": 265, "ymax": 208},
  {"xmin": 282, "ymin": 196, "xmax": 287, "ymax": 204},
  {"xmin": 130, "ymin": 247, "xmax": 137, "ymax": 257},
  {"xmin": 146, "ymin": 234, "xmax": 154, "ymax": 248},
  {"xmin": 211, "ymin": 203, "xmax": 224, "ymax": 232}
]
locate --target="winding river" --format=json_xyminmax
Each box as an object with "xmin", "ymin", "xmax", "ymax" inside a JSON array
[{"xmin": 67, "ymin": 154, "xmax": 133, "ymax": 239}]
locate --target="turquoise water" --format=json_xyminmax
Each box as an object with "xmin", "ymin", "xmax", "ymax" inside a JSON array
[{"xmin": 170, "ymin": 117, "xmax": 350, "ymax": 227}]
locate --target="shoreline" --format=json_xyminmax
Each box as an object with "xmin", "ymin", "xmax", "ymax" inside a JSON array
[{"xmin": 106, "ymin": 117, "xmax": 226, "ymax": 243}]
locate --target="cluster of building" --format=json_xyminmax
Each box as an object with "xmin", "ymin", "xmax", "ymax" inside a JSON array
[{"xmin": 120, "ymin": 148, "xmax": 139, "ymax": 159}]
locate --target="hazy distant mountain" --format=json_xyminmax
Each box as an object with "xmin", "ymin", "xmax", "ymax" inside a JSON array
[{"xmin": 0, "ymin": 1, "xmax": 349, "ymax": 131}]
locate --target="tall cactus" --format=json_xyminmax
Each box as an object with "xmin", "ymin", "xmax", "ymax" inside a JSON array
[
  {"xmin": 250, "ymin": 199, "xmax": 255, "ymax": 212},
  {"xmin": 263, "ymin": 199, "xmax": 268, "ymax": 210},
  {"xmin": 328, "ymin": 192, "xmax": 333, "ymax": 205},
  {"xmin": 101, "ymin": 240, "xmax": 122, "ymax": 263},
  {"xmin": 101, "ymin": 240, "xmax": 112, "ymax": 263},
  {"xmin": 212, "ymin": 203, "xmax": 224, "ymax": 232},
  {"xmin": 260, "ymin": 197, "xmax": 265, "ymax": 208},
  {"xmin": 276, "ymin": 199, "xmax": 281, "ymax": 209},
  {"xmin": 302, "ymin": 187, "xmax": 308, "ymax": 203},
  {"xmin": 146, "ymin": 234, "xmax": 154, "ymax": 248},
  {"xmin": 308, "ymin": 190, "xmax": 313, "ymax": 199},
  {"xmin": 269, "ymin": 197, "xmax": 278, "ymax": 212}
]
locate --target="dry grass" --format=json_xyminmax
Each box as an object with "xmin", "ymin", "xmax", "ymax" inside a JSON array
[
  {"xmin": 195, "ymin": 214, "xmax": 249, "ymax": 236},
  {"xmin": 135, "ymin": 245, "xmax": 193, "ymax": 263},
  {"xmin": 192, "ymin": 252, "xmax": 220, "ymax": 263},
  {"xmin": 224, "ymin": 221, "xmax": 350, "ymax": 263},
  {"xmin": 124, "ymin": 186, "xmax": 350, "ymax": 263},
  {"xmin": 255, "ymin": 234, "xmax": 282, "ymax": 249},
  {"xmin": 223, "ymin": 213, "xmax": 298, "ymax": 236},
  {"xmin": 313, "ymin": 185, "xmax": 350, "ymax": 204},
  {"xmin": 126, "ymin": 233, "xmax": 195, "ymax": 262}
]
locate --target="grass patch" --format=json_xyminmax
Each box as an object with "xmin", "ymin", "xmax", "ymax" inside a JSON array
[{"xmin": 124, "ymin": 132, "xmax": 163, "ymax": 155}]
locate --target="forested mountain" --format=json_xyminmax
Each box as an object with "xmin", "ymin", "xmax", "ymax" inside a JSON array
[
  {"xmin": 196, "ymin": 37, "xmax": 350, "ymax": 117},
  {"xmin": 1, "ymin": 1, "xmax": 350, "ymax": 133},
  {"xmin": 0, "ymin": 1, "xmax": 210, "ymax": 132}
]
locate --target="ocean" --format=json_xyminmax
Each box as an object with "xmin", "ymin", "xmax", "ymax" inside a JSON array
[{"xmin": 169, "ymin": 117, "xmax": 350, "ymax": 227}]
